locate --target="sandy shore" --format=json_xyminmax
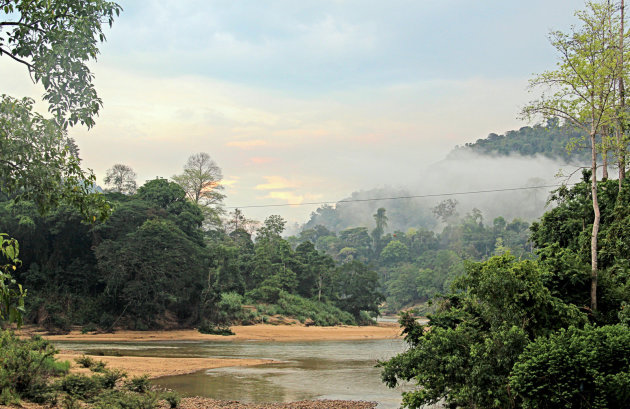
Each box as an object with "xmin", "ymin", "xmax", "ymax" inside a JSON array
[
  {"xmin": 2, "ymin": 325, "xmax": 399, "ymax": 408},
  {"xmin": 0, "ymin": 398, "xmax": 377, "ymax": 409},
  {"xmin": 20, "ymin": 323, "xmax": 402, "ymax": 380},
  {"xmin": 57, "ymin": 352, "xmax": 276, "ymax": 379},
  {"xmin": 31, "ymin": 323, "xmax": 402, "ymax": 343}
]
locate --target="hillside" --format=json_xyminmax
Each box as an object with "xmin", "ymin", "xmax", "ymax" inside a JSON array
[{"xmin": 449, "ymin": 118, "xmax": 590, "ymax": 162}]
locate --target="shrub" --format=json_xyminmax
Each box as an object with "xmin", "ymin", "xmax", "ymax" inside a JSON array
[
  {"xmin": 274, "ymin": 292, "xmax": 356, "ymax": 326},
  {"xmin": 197, "ymin": 322, "xmax": 235, "ymax": 336},
  {"xmin": 125, "ymin": 375, "xmax": 151, "ymax": 393},
  {"xmin": 94, "ymin": 390, "xmax": 158, "ymax": 409},
  {"xmin": 161, "ymin": 390, "xmax": 181, "ymax": 408},
  {"xmin": 61, "ymin": 395, "xmax": 81, "ymax": 409},
  {"xmin": 75, "ymin": 355, "xmax": 96, "ymax": 368},
  {"xmin": 0, "ymin": 387, "xmax": 20, "ymax": 406},
  {"xmin": 0, "ymin": 331, "xmax": 66, "ymax": 401},
  {"xmin": 94, "ymin": 368, "xmax": 127, "ymax": 389},
  {"xmin": 90, "ymin": 360, "xmax": 108, "ymax": 373},
  {"xmin": 60, "ymin": 374, "xmax": 101, "ymax": 400},
  {"xmin": 510, "ymin": 324, "xmax": 630, "ymax": 409}
]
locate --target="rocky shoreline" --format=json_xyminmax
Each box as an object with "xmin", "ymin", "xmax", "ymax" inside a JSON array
[{"xmin": 163, "ymin": 398, "xmax": 377, "ymax": 409}]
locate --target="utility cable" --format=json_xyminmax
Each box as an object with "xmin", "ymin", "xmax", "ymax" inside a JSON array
[{"xmin": 225, "ymin": 183, "xmax": 577, "ymax": 210}]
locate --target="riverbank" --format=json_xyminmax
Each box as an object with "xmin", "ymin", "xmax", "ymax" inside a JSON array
[
  {"xmin": 23, "ymin": 322, "xmax": 402, "ymax": 343},
  {"xmin": 56, "ymin": 352, "xmax": 276, "ymax": 379},
  {"xmin": 18, "ymin": 323, "xmax": 402, "ymax": 379},
  {"xmin": 0, "ymin": 398, "xmax": 377, "ymax": 409}
]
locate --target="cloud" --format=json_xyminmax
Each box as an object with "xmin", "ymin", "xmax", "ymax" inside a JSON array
[
  {"xmin": 255, "ymin": 176, "xmax": 298, "ymax": 191},
  {"xmin": 226, "ymin": 140, "xmax": 268, "ymax": 149},
  {"xmin": 265, "ymin": 191, "xmax": 305, "ymax": 205},
  {"xmin": 249, "ymin": 157, "xmax": 275, "ymax": 164}
]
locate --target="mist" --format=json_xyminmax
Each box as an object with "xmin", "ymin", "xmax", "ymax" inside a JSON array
[{"xmin": 299, "ymin": 149, "xmax": 585, "ymax": 234}]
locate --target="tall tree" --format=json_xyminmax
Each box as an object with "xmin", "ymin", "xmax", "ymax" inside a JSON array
[
  {"xmin": 104, "ymin": 163, "xmax": 137, "ymax": 194},
  {"xmin": 172, "ymin": 153, "xmax": 225, "ymax": 206},
  {"xmin": 371, "ymin": 207, "xmax": 388, "ymax": 255},
  {"xmin": 523, "ymin": 1, "xmax": 622, "ymax": 311}
]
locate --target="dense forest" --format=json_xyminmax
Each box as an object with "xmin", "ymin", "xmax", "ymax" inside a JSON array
[
  {"xmin": 450, "ymin": 118, "xmax": 591, "ymax": 162},
  {"xmin": 0, "ymin": 174, "xmax": 385, "ymax": 331}
]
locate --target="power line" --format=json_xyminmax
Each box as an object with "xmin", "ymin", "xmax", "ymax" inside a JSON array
[{"xmin": 225, "ymin": 183, "xmax": 575, "ymax": 210}]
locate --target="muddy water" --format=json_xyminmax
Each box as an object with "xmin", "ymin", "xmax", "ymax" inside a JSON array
[{"xmin": 55, "ymin": 339, "xmax": 409, "ymax": 408}]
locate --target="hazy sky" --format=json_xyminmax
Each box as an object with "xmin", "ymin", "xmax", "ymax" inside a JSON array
[{"xmin": 2, "ymin": 0, "xmax": 586, "ymax": 223}]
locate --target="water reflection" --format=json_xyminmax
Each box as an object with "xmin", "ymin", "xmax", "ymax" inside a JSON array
[{"xmin": 55, "ymin": 339, "xmax": 409, "ymax": 408}]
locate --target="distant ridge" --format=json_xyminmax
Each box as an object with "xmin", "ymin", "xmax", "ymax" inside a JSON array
[{"xmin": 449, "ymin": 118, "xmax": 590, "ymax": 163}]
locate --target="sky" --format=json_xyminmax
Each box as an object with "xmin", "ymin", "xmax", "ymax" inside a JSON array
[{"xmin": 2, "ymin": 0, "xmax": 587, "ymax": 224}]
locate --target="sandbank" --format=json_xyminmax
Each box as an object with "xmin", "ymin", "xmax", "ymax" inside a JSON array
[
  {"xmin": 56, "ymin": 351, "xmax": 274, "ymax": 379},
  {"xmin": 33, "ymin": 323, "xmax": 402, "ymax": 343}
]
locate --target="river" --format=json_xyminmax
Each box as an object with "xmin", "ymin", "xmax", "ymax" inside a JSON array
[{"xmin": 55, "ymin": 338, "xmax": 410, "ymax": 408}]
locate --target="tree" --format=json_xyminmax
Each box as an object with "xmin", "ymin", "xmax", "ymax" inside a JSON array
[
  {"xmin": 0, "ymin": 0, "xmax": 122, "ymax": 128},
  {"xmin": 432, "ymin": 199, "xmax": 458, "ymax": 223},
  {"xmin": 0, "ymin": 96, "xmax": 110, "ymax": 220},
  {"xmin": 104, "ymin": 164, "xmax": 137, "ymax": 194},
  {"xmin": 172, "ymin": 153, "xmax": 225, "ymax": 206},
  {"xmin": 380, "ymin": 254, "xmax": 584, "ymax": 409},
  {"xmin": 510, "ymin": 324, "xmax": 630, "ymax": 409},
  {"xmin": 0, "ymin": 234, "xmax": 26, "ymax": 326},
  {"xmin": 332, "ymin": 260, "xmax": 383, "ymax": 319},
  {"xmin": 371, "ymin": 207, "xmax": 388, "ymax": 255},
  {"xmin": 523, "ymin": 1, "xmax": 623, "ymax": 311},
  {"xmin": 0, "ymin": 0, "xmax": 120, "ymax": 324}
]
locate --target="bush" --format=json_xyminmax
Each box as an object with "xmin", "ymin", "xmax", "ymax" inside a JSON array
[
  {"xmin": 90, "ymin": 360, "xmax": 108, "ymax": 373},
  {"xmin": 161, "ymin": 390, "xmax": 181, "ymax": 408},
  {"xmin": 125, "ymin": 375, "xmax": 151, "ymax": 393},
  {"xmin": 94, "ymin": 368, "xmax": 127, "ymax": 389},
  {"xmin": 94, "ymin": 390, "xmax": 158, "ymax": 409},
  {"xmin": 245, "ymin": 286, "xmax": 281, "ymax": 304},
  {"xmin": 0, "ymin": 331, "xmax": 66, "ymax": 402},
  {"xmin": 197, "ymin": 322, "xmax": 235, "ymax": 336},
  {"xmin": 510, "ymin": 324, "xmax": 630, "ymax": 409},
  {"xmin": 0, "ymin": 387, "xmax": 20, "ymax": 406},
  {"xmin": 75, "ymin": 355, "xmax": 96, "ymax": 368},
  {"xmin": 274, "ymin": 292, "xmax": 356, "ymax": 326},
  {"xmin": 60, "ymin": 374, "xmax": 101, "ymax": 400}
]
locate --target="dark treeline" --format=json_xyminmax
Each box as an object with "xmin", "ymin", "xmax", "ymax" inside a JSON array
[{"xmin": 0, "ymin": 178, "xmax": 383, "ymax": 332}]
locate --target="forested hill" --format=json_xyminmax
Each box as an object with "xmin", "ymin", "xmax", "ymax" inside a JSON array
[{"xmin": 449, "ymin": 118, "xmax": 589, "ymax": 162}]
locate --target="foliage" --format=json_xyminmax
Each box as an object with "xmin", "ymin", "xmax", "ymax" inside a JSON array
[
  {"xmin": 0, "ymin": 0, "xmax": 122, "ymax": 128},
  {"xmin": 451, "ymin": 118, "xmax": 590, "ymax": 162},
  {"xmin": 197, "ymin": 323, "xmax": 235, "ymax": 336},
  {"xmin": 272, "ymin": 291, "xmax": 356, "ymax": 326},
  {"xmin": 172, "ymin": 152, "xmax": 225, "ymax": 206},
  {"xmin": 0, "ymin": 233, "xmax": 26, "ymax": 325},
  {"xmin": 0, "ymin": 331, "xmax": 68, "ymax": 403},
  {"xmin": 60, "ymin": 374, "xmax": 101, "ymax": 401},
  {"xmin": 94, "ymin": 368, "xmax": 127, "ymax": 389},
  {"xmin": 0, "ymin": 96, "xmax": 110, "ymax": 220},
  {"xmin": 124, "ymin": 375, "xmax": 151, "ymax": 393},
  {"xmin": 332, "ymin": 261, "xmax": 383, "ymax": 318},
  {"xmin": 379, "ymin": 254, "xmax": 585, "ymax": 409},
  {"xmin": 74, "ymin": 355, "xmax": 96, "ymax": 369},
  {"xmin": 104, "ymin": 164, "xmax": 137, "ymax": 195},
  {"xmin": 510, "ymin": 324, "xmax": 630, "ymax": 409},
  {"xmin": 161, "ymin": 390, "xmax": 181, "ymax": 408}
]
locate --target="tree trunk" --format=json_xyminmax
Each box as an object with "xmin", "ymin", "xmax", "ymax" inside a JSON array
[
  {"xmin": 620, "ymin": 0, "xmax": 626, "ymax": 188},
  {"xmin": 602, "ymin": 127, "xmax": 609, "ymax": 180},
  {"xmin": 590, "ymin": 131, "xmax": 600, "ymax": 312}
]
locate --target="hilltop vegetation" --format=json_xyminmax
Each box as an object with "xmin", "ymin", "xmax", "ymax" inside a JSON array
[{"xmin": 450, "ymin": 118, "xmax": 590, "ymax": 162}]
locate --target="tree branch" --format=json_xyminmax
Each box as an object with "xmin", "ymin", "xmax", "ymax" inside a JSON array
[{"xmin": 0, "ymin": 46, "xmax": 33, "ymax": 69}]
